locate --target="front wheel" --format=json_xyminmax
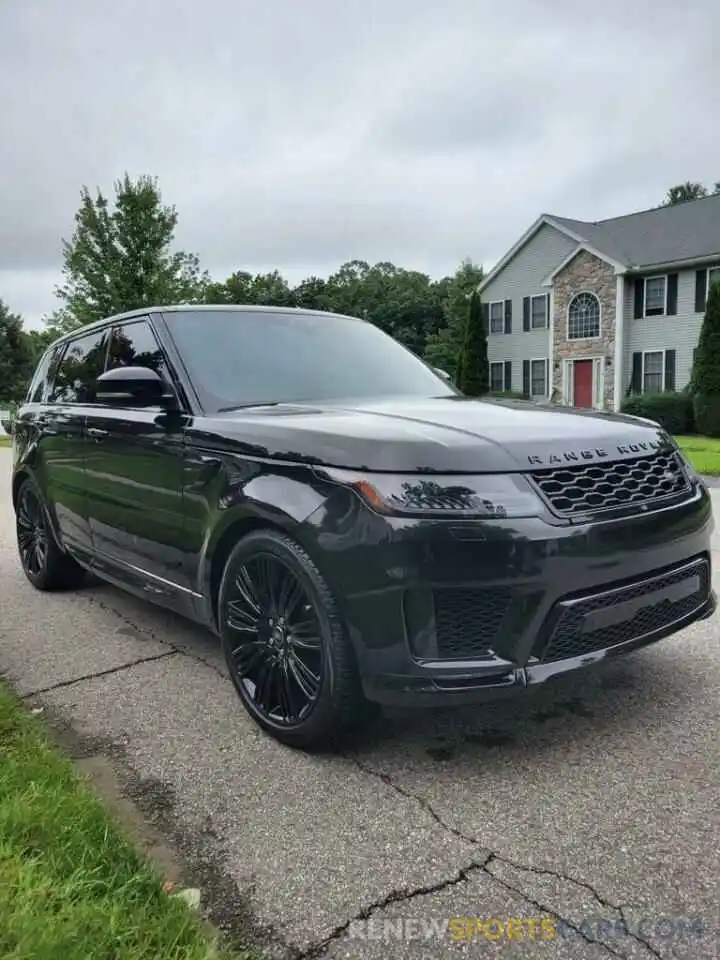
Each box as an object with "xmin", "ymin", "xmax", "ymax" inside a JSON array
[
  {"xmin": 218, "ymin": 529, "xmax": 368, "ymax": 751},
  {"xmin": 15, "ymin": 479, "xmax": 87, "ymax": 591}
]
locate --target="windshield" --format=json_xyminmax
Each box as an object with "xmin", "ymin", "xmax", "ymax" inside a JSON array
[{"xmin": 165, "ymin": 309, "xmax": 457, "ymax": 411}]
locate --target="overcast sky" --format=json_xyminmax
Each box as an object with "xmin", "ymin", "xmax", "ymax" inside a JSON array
[{"xmin": 1, "ymin": 0, "xmax": 718, "ymax": 329}]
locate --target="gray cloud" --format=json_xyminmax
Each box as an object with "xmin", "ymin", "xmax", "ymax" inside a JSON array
[{"xmin": 1, "ymin": 0, "xmax": 718, "ymax": 328}]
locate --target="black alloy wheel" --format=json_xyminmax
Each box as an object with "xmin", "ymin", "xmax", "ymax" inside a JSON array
[
  {"xmin": 15, "ymin": 479, "xmax": 87, "ymax": 591},
  {"xmin": 17, "ymin": 484, "xmax": 49, "ymax": 580},
  {"xmin": 218, "ymin": 529, "xmax": 367, "ymax": 751}
]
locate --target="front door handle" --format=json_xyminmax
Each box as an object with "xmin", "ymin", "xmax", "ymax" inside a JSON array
[{"xmin": 87, "ymin": 427, "xmax": 109, "ymax": 439}]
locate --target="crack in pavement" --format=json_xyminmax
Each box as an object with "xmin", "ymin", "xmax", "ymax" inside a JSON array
[
  {"xmin": 293, "ymin": 857, "xmax": 493, "ymax": 960},
  {"xmin": 19, "ymin": 650, "xmax": 179, "ymax": 698},
  {"xmin": 343, "ymin": 757, "xmax": 663, "ymax": 960},
  {"xmin": 85, "ymin": 594, "xmax": 228, "ymax": 681}
]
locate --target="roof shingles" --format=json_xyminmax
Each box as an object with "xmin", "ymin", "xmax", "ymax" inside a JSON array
[{"xmin": 549, "ymin": 193, "xmax": 720, "ymax": 269}]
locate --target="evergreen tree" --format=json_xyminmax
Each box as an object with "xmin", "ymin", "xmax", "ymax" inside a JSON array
[
  {"xmin": 692, "ymin": 280, "xmax": 720, "ymax": 435},
  {"xmin": 456, "ymin": 291, "xmax": 489, "ymax": 396}
]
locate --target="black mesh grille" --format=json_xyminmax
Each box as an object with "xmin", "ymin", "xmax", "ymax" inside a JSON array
[
  {"xmin": 528, "ymin": 450, "xmax": 690, "ymax": 518},
  {"xmin": 538, "ymin": 558, "xmax": 709, "ymax": 663},
  {"xmin": 434, "ymin": 587, "xmax": 512, "ymax": 659}
]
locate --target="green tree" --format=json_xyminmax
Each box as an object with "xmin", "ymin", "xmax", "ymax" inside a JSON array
[
  {"xmin": 0, "ymin": 300, "xmax": 35, "ymax": 403},
  {"xmin": 455, "ymin": 291, "xmax": 489, "ymax": 396},
  {"xmin": 423, "ymin": 259, "xmax": 484, "ymax": 376},
  {"xmin": 292, "ymin": 276, "xmax": 331, "ymax": 311},
  {"xmin": 691, "ymin": 280, "xmax": 720, "ymax": 435},
  {"xmin": 204, "ymin": 269, "xmax": 294, "ymax": 307},
  {"xmin": 47, "ymin": 174, "xmax": 208, "ymax": 334},
  {"xmin": 663, "ymin": 181, "xmax": 720, "ymax": 205}
]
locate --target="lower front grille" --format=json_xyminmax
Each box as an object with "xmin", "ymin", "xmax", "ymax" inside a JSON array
[
  {"xmin": 537, "ymin": 557, "xmax": 710, "ymax": 663},
  {"xmin": 434, "ymin": 587, "xmax": 512, "ymax": 659}
]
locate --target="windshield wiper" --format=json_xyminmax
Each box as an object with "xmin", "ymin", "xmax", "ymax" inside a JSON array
[{"xmin": 217, "ymin": 401, "xmax": 284, "ymax": 412}]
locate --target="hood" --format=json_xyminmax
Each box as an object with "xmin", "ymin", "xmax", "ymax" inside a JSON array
[{"xmin": 194, "ymin": 395, "xmax": 672, "ymax": 473}]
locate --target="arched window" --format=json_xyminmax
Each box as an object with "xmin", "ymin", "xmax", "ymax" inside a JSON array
[{"xmin": 568, "ymin": 293, "xmax": 600, "ymax": 340}]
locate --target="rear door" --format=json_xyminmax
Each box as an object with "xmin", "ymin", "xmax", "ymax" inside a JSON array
[
  {"xmin": 35, "ymin": 328, "xmax": 110, "ymax": 557},
  {"xmin": 84, "ymin": 317, "xmax": 190, "ymax": 595}
]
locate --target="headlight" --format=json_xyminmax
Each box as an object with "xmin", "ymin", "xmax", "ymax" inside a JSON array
[{"xmin": 317, "ymin": 468, "xmax": 543, "ymax": 519}]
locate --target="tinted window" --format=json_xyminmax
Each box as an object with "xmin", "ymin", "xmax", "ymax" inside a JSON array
[
  {"xmin": 166, "ymin": 309, "xmax": 455, "ymax": 411},
  {"xmin": 49, "ymin": 330, "xmax": 109, "ymax": 404},
  {"xmin": 106, "ymin": 320, "xmax": 168, "ymax": 377},
  {"xmin": 26, "ymin": 348, "xmax": 56, "ymax": 404}
]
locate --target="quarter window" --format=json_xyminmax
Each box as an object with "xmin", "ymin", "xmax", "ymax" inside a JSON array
[
  {"xmin": 489, "ymin": 302, "xmax": 504, "ymax": 334},
  {"xmin": 568, "ymin": 293, "xmax": 600, "ymax": 339},
  {"xmin": 644, "ymin": 276, "xmax": 666, "ymax": 316},
  {"xmin": 530, "ymin": 295, "xmax": 547, "ymax": 329},
  {"xmin": 26, "ymin": 348, "xmax": 56, "ymax": 404},
  {"xmin": 642, "ymin": 351, "xmax": 664, "ymax": 393},
  {"xmin": 530, "ymin": 359, "xmax": 547, "ymax": 397},
  {"xmin": 48, "ymin": 330, "xmax": 109, "ymax": 404}
]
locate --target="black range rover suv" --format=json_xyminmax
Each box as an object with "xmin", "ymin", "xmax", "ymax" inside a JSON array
[{"xmin": 11, "ymin": 306, "xmax": 716, "ymax": 750}]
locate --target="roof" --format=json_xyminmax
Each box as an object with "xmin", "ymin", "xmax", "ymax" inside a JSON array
[
  {"xmin": 551, "ymin": 192, "xmax": 720, "ymax": 269},
  {"xmin": 49, "ymin": 304, "xmax": 350, "ymax": 346},
  {"xmin": 479, "ymin": 193, "xmax": 720, "ymax": 292}
]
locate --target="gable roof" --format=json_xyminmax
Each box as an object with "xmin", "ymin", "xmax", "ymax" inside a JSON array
[{"xmin": 479, "ymin": 193, "xmax": 720, "ymax": 292}]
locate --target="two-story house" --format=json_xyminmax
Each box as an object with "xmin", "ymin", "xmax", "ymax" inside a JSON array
[{"xmin": 479, "ymin": 193, "xmax": 720, "ymax": 412}]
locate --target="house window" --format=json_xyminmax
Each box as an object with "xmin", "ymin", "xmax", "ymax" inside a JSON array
[
  {"xmin": 643, "ymin": 351, "xmax": 664, "ymax": 393},
  {"xmin": 531, "ymin": 295, "xmax": 547, "ymax": 329},
  {"xmin": 530, "ymin": 359, "xmax": 547, "ymax": 397},
  {"xmin": 489, "ymin": 301, "xmax": 504, "ymax": 334},
  {"xmin": 644, "ymin": 276, "xmax": 666, "ymax": 316},
  {"xmin": 489, "ymin": 362, "xmax": 504, "ymax": 392},
  {"xmin": 708, "ymin": 267, "xmax": 720, "ymax": 297},
  {"xmin": 568, "ymin": 292, "xmax": 600, "ymax": 339}
]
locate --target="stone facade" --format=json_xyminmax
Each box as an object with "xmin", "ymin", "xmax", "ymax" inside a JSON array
[{"xmin": 552, "ymin": 249, "xmax": 616, "ymax": 410}]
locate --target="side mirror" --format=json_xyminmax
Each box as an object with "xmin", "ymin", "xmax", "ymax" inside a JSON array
[
  {"xmin": 433, "ymin": 367, "xmax": 451, "ymax": 381},
  {"xmin": 95, "ymin": 366, "xmax": 171, "ymax": 407}
]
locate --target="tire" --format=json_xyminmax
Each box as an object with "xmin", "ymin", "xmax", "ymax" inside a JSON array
[
  {"xmin": 15, "ymin": 478, "xmax": 87, "ymax": 591},
  {"xmin": 218, "ymin": 528, "xmax": 369, "ymax": 751}
]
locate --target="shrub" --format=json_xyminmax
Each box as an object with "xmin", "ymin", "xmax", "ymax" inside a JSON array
[
  {"xmin": 692, "ymin": 281, "xmax": 720, "ymax": 435},
  {"xmin": 456, "ymin": 291, "xmax": 489, "ymax": 396},
  {"xmin": 621, "ymin": 392, "xmax": 694, "ymax": 434}
]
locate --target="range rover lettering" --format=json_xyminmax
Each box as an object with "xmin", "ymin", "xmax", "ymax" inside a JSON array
[{"xmin": 11, "ymin": 306, "xmax": 715, "ymax": 750}]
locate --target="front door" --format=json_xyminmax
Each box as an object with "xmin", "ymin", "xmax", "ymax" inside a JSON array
[
  {"xmin": 84, "ymin": 318, "xmax": 189, "ymax": 593},
  {"xmin": 573, "ymin": 359, "xmax": 594, "ymax": 408}
]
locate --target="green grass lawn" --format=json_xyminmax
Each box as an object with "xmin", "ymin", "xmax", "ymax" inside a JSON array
[
  {"xmin": 0, "ymin": 435, "xmax": 11, "ymax": 447},
  {"xmin": 675, "ymin": 435, "xmax": 720, "ymax": 477},
  {"xmin": 0, "ymin": 682, "xmax": 255, "ymax": 960}
]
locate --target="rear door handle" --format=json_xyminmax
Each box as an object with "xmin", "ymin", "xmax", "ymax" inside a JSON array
[{"xmin": 87, "ymin": 427, "xmax": 109, "ymax": 439}]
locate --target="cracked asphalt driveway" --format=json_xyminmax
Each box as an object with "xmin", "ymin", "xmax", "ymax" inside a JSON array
[{"xmin": 1, "ymin": 448, "xmax": 719, "ymax": 960}]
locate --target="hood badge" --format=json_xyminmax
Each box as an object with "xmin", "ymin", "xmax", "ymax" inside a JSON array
[{"xmin": 527, "ymin": 439, "xmax": 661, "ymax": 467}]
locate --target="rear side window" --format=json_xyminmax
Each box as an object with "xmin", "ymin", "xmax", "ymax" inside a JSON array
[
  {"xmin": 48, "ymin": 329, "xmax": 109, "ymax": 404},
  {"xmin": 26, "ymin": 348, "xmax": 57, "ymax": 404},
  {"xmin": 106, "ymin": 320, "xmax": 168, "ymax": 377}
]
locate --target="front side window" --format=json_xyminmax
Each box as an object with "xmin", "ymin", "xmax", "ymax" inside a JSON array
[
  {"xmin": 643, "ymin": 351, "xmax": 663, "ymax": 393},
  {"xmin": 531, "ymin": 295, "xmax": 547, "ymax": 329},
  {"xmin": 644, "ymin": 276, "xmax": 666, "ymax": 316},
  {"xmin": 106, "ymin": 320, "xmax": 168, "ymax": 377},
  {"xmin": 489, "ymin": 302, "xmax": 504, "ymax": 334},
  {"xmin": 489, "ymin": 362, "xmax": 504, "ymax": 392},
  {"xmin": 48, "ymin": 330, "xmax": 109, "ymax": 404},
  {"xmin": 164, "ymin": 309, "xmax": 456, "ymax": 412},
  {"xmin": 568, "ymin": 293, "xmax": 600, "ymax": 339},
  {"xmin": 531, "ymin": 359, "xmax": 547, "ymax": 397}
]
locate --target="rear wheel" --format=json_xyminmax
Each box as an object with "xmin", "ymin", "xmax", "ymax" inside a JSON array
[
  {"xmin": 218, "ymin": 529, "xmax": 368, "ymax": 751},
  {"xmin": 15, "ymin": 479, "xmax": 87, "ymax": 591}
]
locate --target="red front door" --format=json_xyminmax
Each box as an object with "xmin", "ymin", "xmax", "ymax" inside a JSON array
[{"xmin": 573, "ymin": 359, "xmax": 593, "ymax": 408}]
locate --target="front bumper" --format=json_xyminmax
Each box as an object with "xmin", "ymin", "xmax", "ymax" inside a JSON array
[{"xmin": 303, "ymin": 479, "xmax": 716, "ymax": 707}]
